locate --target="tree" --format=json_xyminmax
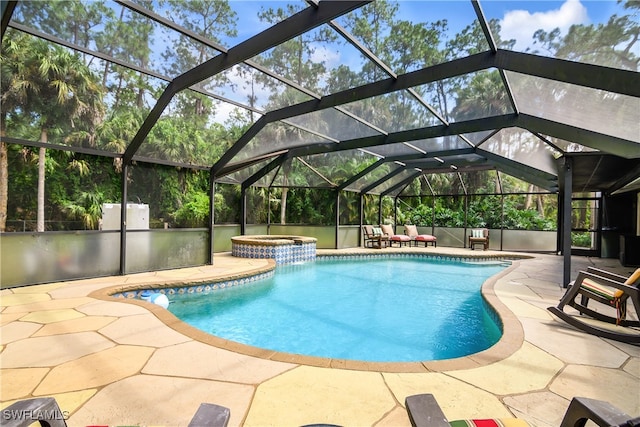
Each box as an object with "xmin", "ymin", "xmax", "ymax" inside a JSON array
[
  {"xmin": 0, "ymin": 34, "xmax": 25, "ymax": 231},
  {"xmin": 14, "ymin": 1, "xmax": 107, "ymax": 49},
  {"xmin": 340, "ymin": 0, "xmax": 399, "ymax": 81},
  {"xmin": 532, "ymin": 1, "xmax": 638, "ymax": 70},
  {"xmin": 2, "ymin": 34, "xmax": 103, "ymax": 231},
  {"xmin": 452, "ymin": 70, "xmax": 510, "ymax": 120},
  {"xmin": 162, "ymin": 0, "xmax": 237, "ymax": 117},
  {"xmin": 256, "ymin": 3, "xmax": 337, "ymax": 224},
  {"xmin": 94, "ymin": 2, "xmax": 153, "ymax": 112}
]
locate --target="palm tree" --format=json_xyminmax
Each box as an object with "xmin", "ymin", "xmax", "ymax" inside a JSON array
[
  {"xmin": 0, "ymin": 33, "xmax": 26, "ymax": 232},
  {"xmin": 2, "ymin": 34, "xmax": 103, "ymax": 231},
  {"xmin": 452, "ymin": 70, "xmax": 510, "ymax": 121}
]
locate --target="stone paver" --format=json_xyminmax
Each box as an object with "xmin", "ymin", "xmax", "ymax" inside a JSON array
[
  {"xmin": 0, "ymin": 293, "xmax": 50, "ymax": 307},
  {"xmin": 520, "ymin": 317, "xmax": 630, "ymax": 367},
  {"xmin": 0, "ymin": 368, "xmax": 50, "ymax": 401},
  {"xmin": 497, "ymin": 295, "xmax": 552, "ymax": 320},
  {"xmin": 0, "ymin": 321, "xmax": 41, "ymax": 344},
  {"xmin": 143, "ymin": 340, "xmax": 296, "ymax": 383},
  {"xmin": 378, "ymin": 407, "xmax": 415, "ymax": 427},
  {"xmin": 1, "ymin": 297, "xmax": 95, "ymax": 314},
  {"xmin": 503, "ymin": 391, "xmax": 571, "ymax": 427},
  {"xmin": 33, "ymin": 345, "xmax": 155, "ymax": 395},
  {"xmin": 245, "ymin": 366, "xmax": 397, "ymax": 427},
  {"xmin": 48, "ymin": 281, "xmax": 126, "ymax": 300},
  {"xmin": 0, "ymin": 332, "xmax": 114, "ymax": 368},
  {"xmin": 19, "ymin": 308, "xmax": 85, "ymax": 324},
  {"xmin": 611, "ymin": 340, "xmax": 640, "ymax": 357},
  {"xmin": 0, "ymin": 312, "xmax": 24, "ymax": 325},
  {"xmin": 447, "ymin": 342, "xmax": 565, "ymax": 395},
  {"xmin": 46, "ymin": 390, "xmax": 97, "ymax": 417},
  {"xmin": 384, "ymin": 372, "xmax": 513, "ymax": 421},
  {"xmin": 32, "ymin": 316, "xmax": 116, "ymax": 336},
  {"xmin": 9, "ymin": 282, "xmax": 66, "ymax": 294},
  {"xmin": 550, "ymin": 365, "xmax": 640, "ymax": 416},
  {"xmin": 624, "ymin": 357, "xmax": 640, "ymax": 378},
  {"xmin": 1, "ymin": 389, "xmax": 98, "ymax": 417},
  {"xmin": 494, "ymin": 279, "xmax": 556, "ymax": 321},
  {"xmin": 1, "ymin": 250, "xmax": 638, "ymax": 426},
  {"xmin": 76, "ymin": 299, "xmax": 149, "ymax": 316},
  {"xmin": 67, "ymin": 375, "xmax": 254, "ymax": 427},
  {"xmin": 495, "ymin": 277, "xmax": 543, "ymax": 300},
  {"xmin": 98, "ymin": 313, "xmax": 191, "ymax": 347}
]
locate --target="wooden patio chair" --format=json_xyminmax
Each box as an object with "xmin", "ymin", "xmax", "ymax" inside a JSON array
[
  {"xmin": 380, "ymin": 224, "xmax": 411, "ymax": 247},
  {"xmin": 405, "ymin": 393, "xmax": 639, "ymax": 427},
  {"xmin": 404, "ymin": 224, "xmax": 437, "ymax": 247},
  {"xmin": 363, "ymin": 225, "xmax": 389, "ymax": 249},
  {"xmin": 547, "ymin": 267, "xmax": 640, "ymax": 344},
  {"xmin": 468, "ymin": 228, "xmax": 489, "ymax": 250}
]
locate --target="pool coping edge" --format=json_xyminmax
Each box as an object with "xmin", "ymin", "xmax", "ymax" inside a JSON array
[{"xmin": 88, "ymin": 252, "xmax": 526, "ymax": 373}]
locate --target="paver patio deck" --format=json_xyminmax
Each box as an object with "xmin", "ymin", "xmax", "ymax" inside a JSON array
[{"xmin": 1, "ymin": 248, "xmax": 638, "ymax": 426}]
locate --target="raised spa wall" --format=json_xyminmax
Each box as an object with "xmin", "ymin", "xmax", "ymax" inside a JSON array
[{"xmin": 231, "ymin": 235, "xmax": 317, "ymax": 265}]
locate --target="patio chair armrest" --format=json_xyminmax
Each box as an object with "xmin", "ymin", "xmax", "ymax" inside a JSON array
[
  {"xmin": 557, "ymin": 271, "xmax": 592, "ymax": 303},
  {"xmin": 187, "ymin": 403, "xmax": 230, "ymax": 427},
  {"xmin": 559, "ymin": 396, "xmax": 633, "ymax": 427},
  {"xmin": 405, "ymin": 394, "xmax": 450, "ymax": 427},
  {"xmin": 586, "ymin": 267, "xmax": 628, "ymax": 283}
]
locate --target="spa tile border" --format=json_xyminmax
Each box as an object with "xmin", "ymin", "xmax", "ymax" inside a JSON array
[
  {"xmin": 111, "ymin": 253, "xmax": 521, "ymax": 299},
  {"xmin": 112, "ymin": 270, "xmax": 275, "ymax": 299}
]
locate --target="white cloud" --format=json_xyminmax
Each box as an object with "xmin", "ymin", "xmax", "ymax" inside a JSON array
[
  {"xmin": 310, "ymin": 44, "xmax": 341, "ymax": 67},
  {"xmin": 499, "ymin": 0, "xmax": 589, "ymax": 51},
  {"xmin": 211, "ymin": 100, "xmax": 238, "ymax": 125}
]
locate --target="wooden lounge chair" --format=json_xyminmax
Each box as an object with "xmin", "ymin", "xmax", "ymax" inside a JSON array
[
  {"xmin": 404, "ymin": 224, "xmax": 437, "ymax": 247},
  {"xmin": 405, "ymin": 393, "xmax": 639, "ymax": 427},
  {"xmin": 363, "ymin": 225, "xmax": 389, "ymax": 249},
  {"xmin": 380, "ymin": 224, "xmax": 412, "ymax": 247},
  {"xmin": 548, "ymin": 267, "xmax": 640, "ymax": 344},
  {"xmin": 468, "ymin": 228, "xmax": 489, "ymax": 250}
]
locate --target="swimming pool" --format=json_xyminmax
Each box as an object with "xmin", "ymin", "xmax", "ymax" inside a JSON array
[{"xmin": 167, "ymin": 256, "xmax": 507, "ymax": 362}]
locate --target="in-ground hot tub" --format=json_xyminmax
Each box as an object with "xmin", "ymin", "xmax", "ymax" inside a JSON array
[{"xmin": 231, "ymin": 235, "xmax": 317, "ymax": 265}]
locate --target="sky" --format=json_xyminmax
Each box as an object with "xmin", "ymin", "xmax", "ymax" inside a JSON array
[
  {"xmin": 222, "ymin": 0, "xmax": 631, "ymax": 62},
  {"xmin": 181, "ymin": 0, "xmax": 632, "ymax": 122},
  {"xmin": 480, "ymin": 0, "xmax": 624, "ymax": 51},
  {"xmin": 391, "ymin": 0, "xmax": 626, "ymax": 51},
  {"xmin": 495, "ymin": 0, "xmax": 589, "ymax": 50}
]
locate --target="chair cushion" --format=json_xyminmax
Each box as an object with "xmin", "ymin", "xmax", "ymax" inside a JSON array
[
  {"xmin": 449, "ymin": 419, "xmax": 530, "ymax": 427},
  {"xmin": 372, "ymin": 227, "xmax": 383, "ymax": 236},
  {"xmin": 472, "ymin": 229, "xmax": 484, "ymax": 238},
  {"xmin": 391, "ymin": 235, "xmax": 411, "ymax": 242},
  {"xmin": 581, "ymin": 278, "xmax": 624, "ymax": 300},
  {"xmin": 405, "ymin": 225, "xmax": 418, "ymax": 236},
  {"xmin": 415, "ymin": 234, "xmax": 436, "ymax": 241},
  {"xmin": 380, "ymin": 225, "xmax": 395, "ymax": 235}
]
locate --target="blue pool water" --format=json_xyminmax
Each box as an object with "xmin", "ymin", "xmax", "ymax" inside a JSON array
[{"xmin": 168, "ymin": 256, "xmax": 506, "ymax": 362}]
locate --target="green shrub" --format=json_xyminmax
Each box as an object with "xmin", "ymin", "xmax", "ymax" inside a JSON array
[{"xmin": 172, "ymin": 191, "xmax": 210, "ymax": 228}]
